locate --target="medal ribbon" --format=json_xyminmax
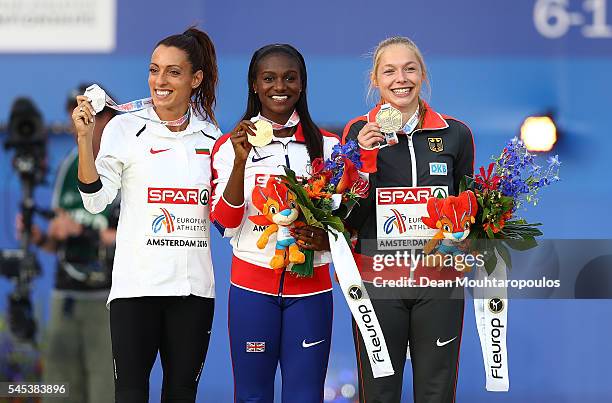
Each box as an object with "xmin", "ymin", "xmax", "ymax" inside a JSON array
[
  {"xmin": 328, "ymin": 228, "xmax": 395, "ymax": 378},
  {"xmin": 255, "ymin": 110, "xmax": 300, "ymax": 131},
  {"xmin": 85, "ymin": 84, "xmax": 190, "ymax": 127},
  {"xmin": 398, "ymin": 105, "xmax": 420, "ymax": 135},
  {"xmin": 105, "ymin": 95, "xmax": 190, "ymax": 127},
  {"xmin": 474, "ymin": 250, "xmax": 510, "ymax": 391}
]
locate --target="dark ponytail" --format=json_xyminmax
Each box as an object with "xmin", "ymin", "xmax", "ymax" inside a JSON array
[
  {"xmin": 241, "ymin": 44, "xmax": 323, "ymax": 161},
  {"xmin": 156, "ymin": 26, "xmax": 218, "ymax": 125}
]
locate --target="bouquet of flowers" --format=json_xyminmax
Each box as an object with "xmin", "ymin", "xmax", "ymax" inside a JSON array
[
  {"xmin": 280, "ymin": 140, "xmax": 369, "ymax": 277},
  {"xmin": 459, "ymin": 137, "xmax": 561, "ymax": 274}
]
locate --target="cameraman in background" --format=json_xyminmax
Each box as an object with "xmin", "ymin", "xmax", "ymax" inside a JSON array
[{"xmin": 17, "ymin": 84, "xmax": 118, "ymax": 403}]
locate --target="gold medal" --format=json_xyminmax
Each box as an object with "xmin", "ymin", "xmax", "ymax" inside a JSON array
[
  {"xmin": 375, "ymin": 104, "xmax": 403, "ymax": 133},
  {"xmin": 248, "ymin": 119, "xmax": 273, "ymax": 147}
]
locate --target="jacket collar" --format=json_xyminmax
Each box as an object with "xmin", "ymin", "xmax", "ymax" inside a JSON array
[
  {"xmin": 293, "ymin": 123, "xmax": 305, "ymax": 142},
  {"xmin": 139, "ymin": 106, "xmax": 215, "ymax": 138},
  {"xmin": 366, "ymin": 100, "xmax": 448, "ymax": 131},
  {"xmin": 269, "ymin": 123, "xmax": 305, "ymax": 143}
]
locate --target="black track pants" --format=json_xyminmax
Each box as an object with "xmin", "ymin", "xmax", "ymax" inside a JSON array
[
  {"xmin": 110, "ymin": 295, "xmax": 214, "ymax": 403},
  {"xmin": 353, "ymin": 286, "xmax": 464, "ymax": 403}
]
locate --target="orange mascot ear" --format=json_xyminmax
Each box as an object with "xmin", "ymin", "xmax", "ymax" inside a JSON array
[
  {"xmin": 249, "ymin": 214, "xmax": 273, "ymax": 225},
  {"xmin": 421, "ymin": 197, "xmax": 443, "ymax": 229},
  {"xmin": 467, "ymin": 190, "xmax": 477, "ymax": 216},
  {"xmin": 458, "ymin": 190, "xmax": 478, "ymax": 218},
  {"xmin": 251, "ymin": 185, "xmax": 268, "ymax": 212}
]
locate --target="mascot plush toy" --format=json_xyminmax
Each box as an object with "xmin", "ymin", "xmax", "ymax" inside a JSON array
[
  {"xmin": 249, "ymin": 177, "xmax": 305, "ymax": 271},
  {"xmin": 421, "ymin": 190, "xmax": 478, "ymax": 256}
]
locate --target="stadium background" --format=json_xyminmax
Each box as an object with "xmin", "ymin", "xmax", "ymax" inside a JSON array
[{"xmin": 1, "ymin": 0, "xmax": 611, "ymax": 401}]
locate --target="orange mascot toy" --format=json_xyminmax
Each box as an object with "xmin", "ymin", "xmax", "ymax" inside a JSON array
[
  {"xmin": 249, "ymin": 178, "xmax": 305, "ymax": 271},
  {"xmin": 421, "ymin": 190, "xmax": 478, "ymax": 256}
]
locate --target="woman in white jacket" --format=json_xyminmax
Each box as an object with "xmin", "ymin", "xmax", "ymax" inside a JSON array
[{"xmin": 72, "ymin": 27, "xmax": 220, "ymax": 403}]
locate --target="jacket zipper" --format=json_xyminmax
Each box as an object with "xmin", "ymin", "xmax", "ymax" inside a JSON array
[
  {"xmin": 237, "ymin": 142, "xmax": 290, "ymax": 249},
  {"xmin": 407, "ymin": 130, "xmax": 419, "ymax": 187},
  {"xmin": 407, "ymin": 130, "xmax": 420, "ymax": 281},
  {"xmin": 278, "ymin": 142, "xmax": 292, "ymax": 295},
  {"xmin": 283, "ymin": 143, "xmax": 291, "ymax": 168},
  {"xmin": 278, "ymin": 269, "xmax": 287, "ymax": 296}
]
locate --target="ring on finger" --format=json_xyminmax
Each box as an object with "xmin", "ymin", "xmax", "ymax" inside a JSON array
[{"xmin": 79, "ymin": 107, "xmax": 83, "ymax": 112}]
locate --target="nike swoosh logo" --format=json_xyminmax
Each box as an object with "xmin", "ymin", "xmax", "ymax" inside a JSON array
[
  {"xmin": 302, "ymin": 339, "xmax": 325, "ymax": 348},
  {"xmin": 436, "ymin": 337, "xmax": 457, "ymax": 347},
  {"xmin": 252, "ymin": 154, "xmax": 272, "ymax": 163},
  {"xmin": 150, "ymin": 148, "xmax": 171, "ymax": 154}
]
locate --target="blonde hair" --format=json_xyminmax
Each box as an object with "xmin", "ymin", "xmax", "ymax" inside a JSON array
[{"xmin": 367, "ymin": 36, "xmax": 431, "ymax": 106}]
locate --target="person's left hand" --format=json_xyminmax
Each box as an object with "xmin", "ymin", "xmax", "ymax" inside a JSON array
[{"xmin": 291, "ymin": 225, "xmax": 330, "ymax": 251}]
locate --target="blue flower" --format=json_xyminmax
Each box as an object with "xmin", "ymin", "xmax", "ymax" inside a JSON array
[
  {"xmin": 547, "ymin": 155, "xmax": 561, "ymax": 167},
  {"xmin": 493, "ymin": 138, "xmax": 561, "ymax": 209}
]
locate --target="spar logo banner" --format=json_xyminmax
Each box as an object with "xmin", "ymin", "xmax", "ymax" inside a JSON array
[
  {"xmin": 145, "ymin": 186, "xmax": 210, "ymax": 249},
  {"xmin": 376, "ymin": 186, "xmax": 448, "ymax": 249},
  {"xmin": 0, "ymin": 0, "xmax": 116, "ymax": 52}
]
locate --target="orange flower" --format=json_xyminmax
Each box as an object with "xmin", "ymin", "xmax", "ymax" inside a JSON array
[
  {"xmin": 484, "ymin": 210, "xmax": 513, "ymax": 234},
  {"xmin": 336, "ymin": 158, "xmax": 360, "ymax": 194},
  {"xmin": 306, "ymin": 175, "xmax": 331, "ymax": 199},
  {"xmin": 484, "ymin": 222, "xmax": 502, "ymax": 234}
]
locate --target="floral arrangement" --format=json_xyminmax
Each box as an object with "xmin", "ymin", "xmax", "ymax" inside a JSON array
[
  {"xmin": 459, "ymin": 137, "xmax": 561, "ymax": 273},
  {"xmin": 280, "ymin": 140, "xmax": 369, "ymax": 277}
]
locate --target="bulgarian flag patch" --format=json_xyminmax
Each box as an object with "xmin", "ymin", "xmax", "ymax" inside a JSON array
[{"xmin": 195, "ymin": 148, "xmax": 210, "ymax": 155}]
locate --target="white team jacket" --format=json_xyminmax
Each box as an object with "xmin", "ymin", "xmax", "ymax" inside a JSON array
[
  {"xmin": 79, "ymin": 107, "xmax": 221, "ymax": 305},
  {"xmin": 210, "ymin": 124, "xmax": 339, "ymax": 296}
]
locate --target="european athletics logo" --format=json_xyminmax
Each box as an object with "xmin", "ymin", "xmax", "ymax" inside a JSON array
[
  {"xmin": 152, "ymin": 208, "xmax": 176, "ymax": 234},
  {"xmin": 383, "ymin": 208, "xmax": 408, "ymax": 234}
]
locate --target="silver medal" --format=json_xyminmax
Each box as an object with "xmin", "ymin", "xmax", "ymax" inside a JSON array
[{"xmin": 83, "ymin": 84, "xmax": 107, "ymax": 113}]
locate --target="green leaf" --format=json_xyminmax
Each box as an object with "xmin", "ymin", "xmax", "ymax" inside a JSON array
[
  {"xmin": 502, "ymin": 223, "xmax": 543, "ymax": 238},
  {"xmin": 496, "ymin": 242, "xmax": 512, "ymax": 269},
  {"xmin": 335, "ymin": 199, "xmax": 358, "ymax": 219},
  {"xmin": 463, "ymin": 175, "xmax": 476, "ymax": 191},
  {"xmin": 484, "ymin": 251, "xmax": 497, "ymax": 276},
  {"xmin": 342, "ymin": 231, "xmax": 351, "ymax": 245},
  {"xmin": 299, "ymin": 204, "xmax": 319, "ymax": 226},
  {"xmin": 506, "ymin": 219, "xmax": 527, "ymax": 225},
  {"xmin": 459, "ymin": 176, "xmax": 467, "ymax": 193},
  {"xmin": 505, "ymin": 237, "xmax": 538, "ymax": 251},
  {"xmin": 334, "ymin": 198, "xmax": 358, "ymax": 220},
  {"xmin": 290, "ymin": 249, "xmax": 315, "ymax": 277},
  {"xmin": 321, "ymin": 216, "xmax": 346, "ymax": 235}
]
